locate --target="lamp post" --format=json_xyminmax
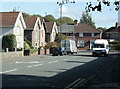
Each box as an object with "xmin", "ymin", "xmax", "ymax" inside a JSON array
[{"xmin": 57, "ymin": 0, "xmax": 75, "ymax": 37}]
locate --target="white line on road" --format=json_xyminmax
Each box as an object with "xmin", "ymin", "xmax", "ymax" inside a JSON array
[
  {"xmin": 0, "ymin": 69, "xmax": 18, "ymax": 74},
  {"xmin": 48, "ymin": 61, "xmax": 59, "ymax": 64},
  {"xmin": 27, "ymin": 64, "xmax": 43, "ymax": 68}
]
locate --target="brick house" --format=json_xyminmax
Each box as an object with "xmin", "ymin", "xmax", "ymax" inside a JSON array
[
  {"xmin": 60, "ymin": 21, "xmax": 100, "ymax": 50},
  {"xmin": 45, "ymin": 22, "xmax": 58, "ymax": 43},
  {"xmin": 75, "ymin": 23, "xmax": 100, "ymax": 50},
  {"xmin": 24, "ymin": 17, "xmax": 46, "ymax": 48},
  {"xmin": 102, "ymin": 22, "xmax": 120, "ymax": 41},
  {"xmin": 0, "ymin": 12, "xmax": 26, "ymax": 51}
]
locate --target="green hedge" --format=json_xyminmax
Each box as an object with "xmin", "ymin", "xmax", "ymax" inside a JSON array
[
  {"xmin": 109, "ymin": 41, "xmax": 120, "ymax": 50},
  {"xmin": 2, "ymin": 34, "xmax": 17, "ymax": 50},
  {"xmin": 30, "ymin": 49, "xmax": 38, "ymax": 54}
]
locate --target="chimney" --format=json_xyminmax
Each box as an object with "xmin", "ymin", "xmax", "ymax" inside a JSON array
[
  {"xmin": 116, "ymin": 22, "xmax": 120, "ymax": 28},
  {"xmin": 74, "ymin": 20, "xmax": 78, "ymax": 26}
]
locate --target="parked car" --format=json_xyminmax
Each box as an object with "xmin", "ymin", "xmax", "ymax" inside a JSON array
[{"xmin": 51, "ymin": 47, "xmax": 67, "ymax": 56}]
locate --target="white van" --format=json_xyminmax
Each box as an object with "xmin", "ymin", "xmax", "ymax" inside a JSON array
[
  {"xmin": 92, "ymin": 39, "xmax": 109, "ymax": 56},
  {"xmin": 61, "ymin": 40, "xmax": 77, "ymax": 54}
]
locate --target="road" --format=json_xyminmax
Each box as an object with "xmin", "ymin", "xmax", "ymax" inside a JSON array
[{"xmin": 1, "ymin": 51, "xmax": 120, "ymax": 88}]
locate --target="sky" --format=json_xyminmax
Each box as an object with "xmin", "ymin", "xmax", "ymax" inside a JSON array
[{"xmin": 0, "ymin": 0, "xmax": 119, "ymax": 28}]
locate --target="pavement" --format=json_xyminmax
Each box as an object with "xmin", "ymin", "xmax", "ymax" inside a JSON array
[{"xmin": 1, "ymin": 54, "xmax": 52, "ymax": 64}]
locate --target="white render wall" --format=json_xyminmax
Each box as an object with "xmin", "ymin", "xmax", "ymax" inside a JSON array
[{"xmin": 14, "ymin": 17, "xmax": 24, "ymax": 48}]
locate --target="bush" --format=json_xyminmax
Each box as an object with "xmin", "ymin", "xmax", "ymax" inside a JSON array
[
  {"xmin": 30, "ymin": 48, "xmax": 38, "ymax": 54},
  {"xmin": 2, "ymin": 34, "xmax": 17, "ymax": 50},
  {"xmin": 44, "ymin": 42, "xmax": 60, "ymax": 49},
  {"xmin": 109, "ymin": 41, "xmax": 120, "ymax": 50},
  {"xmin": 24, "ymin": 41, "xmax": 30, "ymax": 50}
]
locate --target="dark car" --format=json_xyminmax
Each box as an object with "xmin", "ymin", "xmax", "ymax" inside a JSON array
[{"xmin": 51, "ymin": 47, "xmax": 67, "ymax": 56}]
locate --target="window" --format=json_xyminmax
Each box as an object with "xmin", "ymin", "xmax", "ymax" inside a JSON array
[
  {"xmin": 92, "ymin": 33, "xmax": 94, "ymax": 37},
  {"xmin": 77, "ymin": 40, "xmax": 85, "ymax": 47},
  {"xmin": 79, "ymin": 33, "xmax": 83, "ymax": 37},
  {"xmin": 84, "ymin": 33, "xmax": 91, "ymax": 37}
]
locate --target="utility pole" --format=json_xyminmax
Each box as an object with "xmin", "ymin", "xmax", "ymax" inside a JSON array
[{"xmin": 57, "ymin": 0, "xmax": 75, "ymax": 41}]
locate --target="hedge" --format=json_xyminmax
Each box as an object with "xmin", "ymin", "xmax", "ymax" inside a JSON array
[{"xmin": 2, "ymin": 34, "xmax": 17, "ymax": 50}]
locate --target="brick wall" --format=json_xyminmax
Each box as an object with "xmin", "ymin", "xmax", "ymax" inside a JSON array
[{"xmin": 75, "ymin": 34, "xmax": 100, "ymax": 50}]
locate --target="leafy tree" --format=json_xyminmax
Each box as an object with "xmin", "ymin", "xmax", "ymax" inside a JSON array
[
  {"xmin": 2, "ymin": 34, "xmax": 17, "ymax": 50},
  {"xmin": 97, "ymin": 27, "xmax": 106, "ymax": 32},
  {"xmin": 56, "ymin": 17, "xmax": 73, "ymax": 26},
  {"xmin": 44, "ymin": 14, "xmax": 56, "ymax": 22},
  {"xmin": 32, "ymin": 14, "xmax": 43, "ymax": 18},
  {"xmin": 80, "ymin": 11, "xmax": 95, "ymax": 27},
  {"xmin": 85, "ymin": 1, "xmax": 120, "ymax": 12},
  {"xmin": 22, "ymin": 12, "xmax": 32, "ymax": 17},
  {"xmin": 55, "ymin": 33, "xmax": 67, "ymax": 43}
]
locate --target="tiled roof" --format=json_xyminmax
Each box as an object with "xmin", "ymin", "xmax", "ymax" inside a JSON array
[
  {"xmin": 75, "ymin": 23, "xmax": 100, "ymax": 33},
  {"xmin": 24, "ymin": 17, "xmax": 37, "ymax": 30},
  {"xmin": 59, "ymin": 24, "xmax": 74, "ymax": 33},
  {"xmin": 0, "ymin": 12, "xmax": 19, "ymax": 26},
  {"xmin": 105, "ymin": 26, "xmax": 120, "ymax": 33},
  {"xmin": 45, "ymin": 22, "xmax": 54, "ymax": 33}
]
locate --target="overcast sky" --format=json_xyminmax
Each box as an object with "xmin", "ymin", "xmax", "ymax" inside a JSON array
[{"xmin": 0, "ymin": 0, "xmax": 118, "ymax": 28}]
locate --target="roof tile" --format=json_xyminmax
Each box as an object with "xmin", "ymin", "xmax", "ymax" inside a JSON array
[{"xmin": 0, "ymin": 12, "xmax": 19, "ymax": 26}]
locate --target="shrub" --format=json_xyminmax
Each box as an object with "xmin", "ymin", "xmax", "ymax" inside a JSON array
[
  {"xmin": 24, "ymin": 41, "xmax": 30, "ymax": 50},
  {"xmin": 109, "ymin": 41, "xmax": 120, "ymax": 50},
  {"xmin": 2, "ymin": 34, "xmax": 17, "ymax": 50},
  {"xmin": 44, "ymin": 42, "xmax": 60, "ymax": 49}
]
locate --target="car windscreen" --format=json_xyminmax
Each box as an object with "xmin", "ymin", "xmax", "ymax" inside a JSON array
[{"xmin": 94, "ymin": 44, "xmax": 105, "ymax": 48}]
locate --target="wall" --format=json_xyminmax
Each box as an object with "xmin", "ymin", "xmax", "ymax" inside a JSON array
[{"xmin": 1, "ymin": 51, "xmax": 23, "ymax": 59}]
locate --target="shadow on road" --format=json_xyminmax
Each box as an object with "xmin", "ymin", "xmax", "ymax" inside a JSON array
[{"xmin": 2, "ymin": 54, "xmax": 120, "ymax": 89}]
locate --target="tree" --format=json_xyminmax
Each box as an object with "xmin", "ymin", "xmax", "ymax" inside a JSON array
[
  {"xmin": 56, "ymin": 17, "xmax": 73, "ymax": 26},
  {"xmin": 80, "ymin": 11, "xmax": 95, "ymax": 27},
  {"xmin": 97, "ymin": 27, "xmax": 106, "ymax": 32},
  {"xmin": 32, "ymin": 14, "xmax": 43, "ymax": 18},
  {"xmin": 44, "ymin": 14, "xmax": 56, "ymax": 22},
  {"xmin": 55, "ymin": 33, "xmax": 67, "ymax": 43},
  {"xmin": 22, "ymin": 12, "xmax": 32, "ymax": 17},
  {"xmin": 2, "ymin": 34, "xmax": 17, "ymax": 50},
  {"xmin": 85, "ymin": 0, "xmax": 120, "ymax": 12}
]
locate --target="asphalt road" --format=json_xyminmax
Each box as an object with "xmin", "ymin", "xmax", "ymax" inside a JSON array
[{"xmin": 1, "ymin": 51, "xmax": 120, "ymax": 88}]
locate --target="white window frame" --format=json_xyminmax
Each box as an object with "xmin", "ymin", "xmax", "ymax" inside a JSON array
[
  {"xmin": 79, "ymin": 32, "xmax": 83, "ymax": 37},
  {"xmin": 92, "ymin": 33, "xmax": 94, "ymax": 37},
  {"xmin": 77, "ymin": 40, "xmax": 85, "ymax": 47}
]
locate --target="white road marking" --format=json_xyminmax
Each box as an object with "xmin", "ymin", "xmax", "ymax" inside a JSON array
[
  {"xmin": 15, "ymin": 61, "xmax": 39, "ymax": 64},
  {"xmin": 0, "ymin": 69, "xmax": 18, "ymax": 74},
  {"xmin": 48, "ymin": 61, "xmax": 58, "ymax": 64},
  {"xmin": 27, "ymin": 64, "xmax": 43, "ymax": 68}
]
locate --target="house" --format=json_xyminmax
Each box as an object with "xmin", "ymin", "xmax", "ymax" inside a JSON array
[
  {"xmin": 59, "ymin": 20, "xmax": 100, "ymax": 50},
  {"xmin": 75, "ymin": 23, "xmax": 100, "ymax": 50},
  {"xmin": 24, "ymin": 17, "xmax": 46, "ymax": 48},
  {"xmin": 0, "ymin": 12, "xmax": 26, "ymax": 51},
  {"xmin": 102, "ymin": 22, "xmax": 120, "ymax": 41},
  {"xmin": 45, "ymin": 22, "xmax": 58, "ymax": 43}
]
